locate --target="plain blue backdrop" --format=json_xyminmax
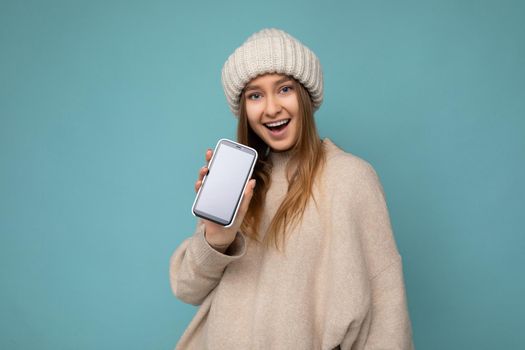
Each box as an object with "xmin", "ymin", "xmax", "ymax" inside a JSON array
[{"xmin": 1, "ymin": 0, "xmax": 524, "ymax": 349}]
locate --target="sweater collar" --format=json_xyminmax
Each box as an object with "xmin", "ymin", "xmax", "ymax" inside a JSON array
[
  {"xmin": 269, "ymin": 147, "xmax": 296, "ymax": 170},
  {"xmin": 268, "ymin": 138, "xmax": 332, "ymax": 178}
]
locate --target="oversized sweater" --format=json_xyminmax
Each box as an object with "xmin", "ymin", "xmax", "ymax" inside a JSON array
[{"xmin": 169, "ymin": 138, "xmax": 414, "ymax": 350}]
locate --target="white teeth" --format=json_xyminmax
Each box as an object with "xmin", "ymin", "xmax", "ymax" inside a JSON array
[{"xmin": 265, "ymin": 119, "xmax": 290, "ymax": 127}]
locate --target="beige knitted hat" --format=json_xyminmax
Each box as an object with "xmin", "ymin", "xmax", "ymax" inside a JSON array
[{"xmin": 221, "ymin": 28, "xmax": 324, "ymax": 118}]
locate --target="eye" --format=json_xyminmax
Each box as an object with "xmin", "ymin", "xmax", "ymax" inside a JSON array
[
  {"xmin": 280, "ymin": 85, "xmax": 293, "ymax": 94},
  {"xmin": 247, "ymin": 93, "xmax": 261, "ymax": 100}
]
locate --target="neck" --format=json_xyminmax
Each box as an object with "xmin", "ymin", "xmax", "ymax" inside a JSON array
[{"xmin": 268, "ymin": 147, "xmax": 298, "ymax": 184}]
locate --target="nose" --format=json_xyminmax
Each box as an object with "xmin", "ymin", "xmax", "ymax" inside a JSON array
[{"xmin": 264, "ymin": 94, "xmax": 282, "ymax": 118}]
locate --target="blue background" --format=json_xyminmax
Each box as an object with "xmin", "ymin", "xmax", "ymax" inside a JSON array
[{"xmin": 1, "ymin": 0, "xmax": 524, "ymax": 349}]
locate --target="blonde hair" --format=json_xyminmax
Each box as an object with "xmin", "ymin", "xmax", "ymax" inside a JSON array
[{"xmin": 237, "ymin": 76, "xmax": 326, "ymax": 252}]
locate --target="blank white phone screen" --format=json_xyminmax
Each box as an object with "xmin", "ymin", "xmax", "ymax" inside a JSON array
[{"xmin": 195, "ymin": 143, "xmax": 254, "ymax": 222}]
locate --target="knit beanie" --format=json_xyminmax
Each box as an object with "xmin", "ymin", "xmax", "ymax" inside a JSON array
[{"xmin": 221, "ymin": 28, "xmax": 323, "ymax": 118}]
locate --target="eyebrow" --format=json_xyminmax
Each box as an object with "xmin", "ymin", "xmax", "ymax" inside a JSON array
[{"xmin": 244, "ymin": 76, "xmax": 293, "ymax": 92}]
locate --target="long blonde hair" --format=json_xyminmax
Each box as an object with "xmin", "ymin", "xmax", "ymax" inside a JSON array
[{"xmin": 237, "ymin": 76, "xmax": 326, "ymax": 251}]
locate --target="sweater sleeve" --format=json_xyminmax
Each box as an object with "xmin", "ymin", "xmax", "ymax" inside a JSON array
[
  {"xmin": 169, "ymin": 220, "xmax": 247, "ymax": 306},
  {"xmin": 338, "ymin": 259, "xmax": 414, "ymax": 350},
  {"xmin": 363, "ymin": 258, "xmax": 414, "ymax": 350},
  {"xmin": 339, "ymin": 159, "xmax": 414, "ymax": 349}
]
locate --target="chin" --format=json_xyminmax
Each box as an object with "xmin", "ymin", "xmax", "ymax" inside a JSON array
[{"xmin": 267, "ymin": 139, "xmax": 296, "ymax": 152}]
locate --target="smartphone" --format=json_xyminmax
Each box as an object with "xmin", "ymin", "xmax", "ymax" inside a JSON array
[{"xmin": 191, "ymin": 138, "xmax": 258, "ymax": 227}]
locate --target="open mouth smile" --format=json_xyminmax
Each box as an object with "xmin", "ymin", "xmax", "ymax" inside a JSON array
[{"xmin": 264, "ymin": 118, "xmax": 290, "ymax": 131}]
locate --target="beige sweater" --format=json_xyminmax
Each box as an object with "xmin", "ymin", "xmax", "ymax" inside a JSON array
[{"xmin": 170, "ymin": 138, "xmax": 414, "ymax": 350}]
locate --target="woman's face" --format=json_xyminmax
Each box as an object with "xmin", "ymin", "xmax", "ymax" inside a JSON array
[{"xmin": 243, "ymin": 73, "xmax": 300, "ymax": 152}]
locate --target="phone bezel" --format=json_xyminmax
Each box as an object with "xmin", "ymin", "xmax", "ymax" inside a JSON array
[{"xmin": 191, "ymin": 138, "xmax": 258, "ymax": 227}]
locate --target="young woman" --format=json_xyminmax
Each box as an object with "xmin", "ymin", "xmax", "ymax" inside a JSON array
[{"xmin": 170, "ymin": 28, "xmax": 414, "ymax": 350}]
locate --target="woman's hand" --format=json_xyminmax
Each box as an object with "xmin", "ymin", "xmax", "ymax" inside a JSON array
[{"xmin": 195, "ymin": 148, "xmax": 256, "ymax": 252}]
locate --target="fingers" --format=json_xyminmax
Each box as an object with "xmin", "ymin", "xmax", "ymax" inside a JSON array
[
  {"xmin": 236, "ymin": 179, "xmax": 256, "ymax": 219},
  {"xmin": 195, "ymin": 167, "xmax": 208, "ymax": 193},
  {"xmin": 194, "ymin": 180, "xmax": 202, "ymax": 193},
  {"xmin": 195, "ymin": 148, "xmax": 212, "ymax": 193},
  {"xmin": 198, "ymin": 166, "xmax": 208, "ymax": 179}
]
